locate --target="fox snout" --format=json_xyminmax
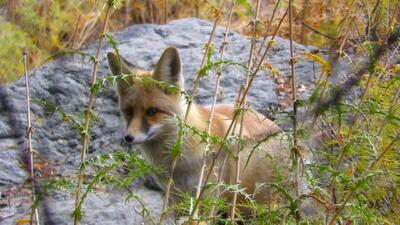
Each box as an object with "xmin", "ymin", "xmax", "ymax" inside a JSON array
[
  {"xmin": 124, "ymin": 133, "xmax": 146, "ymax": 144},
  {"xmin": 123, "ymin": 131, "xmax": 151, "ymax": 144},
  {"xmin": 123, "ymin": 120, "xmax": 164, "ymax": 144}
]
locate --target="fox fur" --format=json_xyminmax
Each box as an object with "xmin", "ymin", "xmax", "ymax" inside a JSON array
[{"xmin": 107, "ymin": 47, "xmax": 318, "ymax": 218}]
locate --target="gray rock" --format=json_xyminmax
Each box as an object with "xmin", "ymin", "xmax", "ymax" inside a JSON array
[{"xmin": 0, "ymin": 18, "xmax": 333, "ymax": 224}]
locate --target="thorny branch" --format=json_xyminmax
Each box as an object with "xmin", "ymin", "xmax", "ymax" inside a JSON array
[{"xmin": 23, "ymin": 50, "xmax": 40, "ymax": 225}]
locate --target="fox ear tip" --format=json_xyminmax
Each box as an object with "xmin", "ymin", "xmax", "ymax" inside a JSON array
[
  {"xmin": 107, "ymin": 52, "xmax": 117, "ymax": 60},
  {"xmin": 165, "ymin": 47, "xmax": 179, "ymax": 56},
  {"xmin": 166, "ymin": 46, "xmax": 178, "ymax": 51}
]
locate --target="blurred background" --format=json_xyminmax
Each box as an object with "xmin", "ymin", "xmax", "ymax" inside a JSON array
[{"xmin": 0, "ymin": 0, "xmax": 398, "ymax": 83}]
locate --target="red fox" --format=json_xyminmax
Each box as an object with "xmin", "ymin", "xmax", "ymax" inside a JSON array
[{"xmin": 107, "ymin": 47, "xmax": 319, "ymax": 220}]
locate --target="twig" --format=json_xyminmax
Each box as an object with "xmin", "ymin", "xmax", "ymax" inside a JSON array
[
  {"xmin": 69, "ymin": 14, "xmax": 82, "ymax": 49},
  {"xmin": 314, "ymin": 28, "xmax": 400, "ymax": 115},
  {"xmin": 349, "ymin": 72, "xmax": 373, "ymax": 127},
  {"xmin": 190, "ymin": 5, "xmax": 290, "ymax": 218},
  {"xmin": 386, "ymin": 0, "xmax": 400, "ymax": 42},
  {"xmin": 159, "ymin": 1, "xmax": 227, "ymax": 223},
  {"xmin": 164, "ymin": 0, "xmax": 168, "ymax": 24},
  {"xmin": 288, "ymin": 0, "xmax": 302, "ymax": 223},
  {"xmin": 327, "ymin": 132, "xmax": 400, "ymax": 225},
  {"xmin": 184, "ymin": 0, "xmax": 227, "ymax": 121},
  {"xmin": 195, "ymin": 0, "xmax": 200, "ymax": 17},
  {"xmin": 377, "ymin": 84, "xmax": 400, "ymax": 137},
  {"xmin": 230, "ymin": 0, "xmax": 261, "ymax": 221},
  {"xmin": 301, "ymin": 21, "xmax": 338, "ymax": 40},
  {"xmin": 191, "ymin": 0, "xmax": 236, "ymax": 221},
  {"xmin": 73, "ymin": 4, "xmax": 112, "ymax": 225},
  {"xmin": 23, "ymin": 51, "xmax": 40, "ymax": 225},
  {"xmin": 300, "ymin": 0, "xmax": 310, "ymax": 44},
  {"xmin": 256, "ymin": 0, "xmax": 281, "ymax": 63}
]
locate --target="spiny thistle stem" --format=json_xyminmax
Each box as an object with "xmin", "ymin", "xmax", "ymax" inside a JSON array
[
  {"xmin": 288, "ymin": 0, "xmax": 301, "ymax": 222},
  {"xmin": 73, "ymin": 4, "xmax": 112, "ymax": 225},
  {"xmin": 377, "ymin": 85, "xmax": 400, "ymax": 137},
  {"xmin": 190, "ymin": 6, "xmax": 289, "ymax": 217},
  {"xmin": 184, "ymin": 0, "xmax": 227, "ymax": 121},
  {"xmin": 350, "ymin": 73, "xmax": 373, "ymax": 127},
  {"xmin": 191, "ymin": 0, "xmax": 236, "ymax": 221},
  {"xmin": 328, "ymin": 132, "xmax": 400, "ymax": 225},
  {"xmin": 386, "ymin": 0, "xmax": 399, "ymax": 42},
  {"xmin": 256, "ymin": 0, "xmax": 281, "ymax": 60},
  {"xmin": 159, "ymin": 1, "xmax": 227, "ymax": 223},
  {"xmin": 230, "ymin": 0, "xmax": 261, "ymax": 220},
  {"xmin": 23, "ymin": 50, "xmax": 40, "ymax": 225},
  {"xmin": 376, "ymin": 43, "xmax": 400, "ymax": 136},
  {"xmin": 159, "ymin": 156, "xmax": 177, "ymax": 224}
]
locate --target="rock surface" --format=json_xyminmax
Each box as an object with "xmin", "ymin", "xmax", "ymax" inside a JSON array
[{"xmin": 0, "ymin": 18, "xmax": 330, "ymax": 224}]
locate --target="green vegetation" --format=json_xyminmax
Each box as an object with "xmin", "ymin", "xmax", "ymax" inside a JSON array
[{"xmin": 2, "ymin": 0, "xmax": 399, "ymax": 224}]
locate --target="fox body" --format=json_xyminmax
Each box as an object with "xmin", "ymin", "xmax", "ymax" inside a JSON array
[{"xmin": 108, "ymin": 47, "xmax": 313, "ymax": 215}]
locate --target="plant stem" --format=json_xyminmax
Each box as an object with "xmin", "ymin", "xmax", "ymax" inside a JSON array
[
  {"xmin": 164, "ymin": 0, "xmax": 168, "ymax": 24},
  {"xmin": 73, "ymin": 5, "xmax": 111, "ymax": 225},
  {"xmin": 159, "ymin": 1, "xmax": 227, "ymax": 223},
  {"xmin": 184, "ymin": 0, "xmax": 227, "ymax": 121},
  {"xmin": 191, "ymin": 0, "xmax": 236, "ymax": 221},
  {"xmin": 190, "ymin": 6, "xmax": 289, "ymax": 218},
  {"xmin": 288, "ymin": 0, "xmax": 301, "ymax": 223},
  {"xmin": 350, "ymin": 73, "xmax": 373, "ymax": 127},
  {"xmin": 327, "ymin": 132, "xmax": 400, "ymax": 225},
  {"xmin": 159, "ymin": 156, "xmax": 178, "ymax": 223},
  {"xmin": 301, "ymin": 0, "xmax": 310, "ymax": 44},
  {"xmin": 386, "ymin": 0, "xmax": 400, "ymax": 42},
  {"xmin": 256, "ymin": 0, "xmax": 281, "ymax": 63},
  {"xmin": 376, "ymin": 80, "xmax": 400, "ymax": 137},
  {"xmin": 230, "ymin": 0, "xmax": 261, "ymax": 220},
  {"xmin": 23, "ymin": 51, "xmax": 40, "ymax": 225}
]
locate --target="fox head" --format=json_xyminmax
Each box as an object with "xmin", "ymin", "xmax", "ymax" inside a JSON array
[{"xmin": 107, "ymin": 47, "xmax": 184, "ymax": 144}]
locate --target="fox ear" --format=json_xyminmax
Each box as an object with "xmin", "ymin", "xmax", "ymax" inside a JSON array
[
  {"xmin": 107, "ymin": 52, "xmax": 134, "ymax": 96},
  {"xmin": 153, "ymin": 47, "xmax": 183, "ymax": 88}
]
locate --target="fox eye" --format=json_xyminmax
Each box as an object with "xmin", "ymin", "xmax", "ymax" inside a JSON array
[{"xmin": 146, "ymin": 108, "xmax": 159, "ymax": 117}]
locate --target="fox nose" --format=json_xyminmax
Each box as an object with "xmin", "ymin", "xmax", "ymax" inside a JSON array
[{"xmin": 124, "ymin": 135, "xmax": 134, "ymax": 143}]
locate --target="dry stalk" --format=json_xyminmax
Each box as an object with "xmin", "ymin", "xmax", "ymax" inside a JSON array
[
  {"xmin": 349, "ymin": 73, "xmax": 374, "ymax": 127},
  {"xmin": 69, "ymin": 14, "xmax": 82, "ymax": 49},
  {"xmin": 184, "ymin": 0, "xmax": 227, "ymax": 121},
  {"xmin": 326, "ymin": 42, "xmax": 400, "ymax": 218},
  {"xmin": 195, "ymin": 0, "xmax": 200, "ymax": 17},
  {"xmin": 209, "ymin": 84, "xmax": 243, "ymax": 221},
  {"xmin": 377, "ymin": 83, "xmax": 400, "ymax": 137},
  {"xmin": 301, "ymin": 0, "xmax": 310, "ymax": 44},
  {"xmin": 256, "ymin": 0, "xmax": 281, "ymax": 63},
  {"xmin": 288, "ymin": 0, "xmax": 302, "ymax": 223},
  {"xmin": 73, "ymin": 5, "xmax": 112, "ymax": 225},
  {"xmin": 159, "ymin": 1, "xmax": 227, "ymax": 223},
  {"xmin": 376, "ymin": 42, "xmax": 400, "ymax": 136},
  {"xmin": 124, "ymin": 0, "xmax": 130, "ymax": 25},
  {"xmin": 229, "ymin": 0, "xmax": 261, "ymax": 221},
  {"xmin": 386, "ymin": 0, "xmax": 400, "ymax": 42},
  {"xmin": 327, "ymin": 132, "xmax": 400, "ymax": 225},
  {"xmin": 190, "ymin": 0, "xmax": 236, "ymax": 221},
  {"xmin": 23, "ymin": 51, "xmax": 40, "ymax": 225},
  {"xmin": 190, "ymin": 5, "xmax": 290, "ymax": 218},
  {"xmin": 164, "ymin": 0, "xmax": 168, "ymax": 24}
]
